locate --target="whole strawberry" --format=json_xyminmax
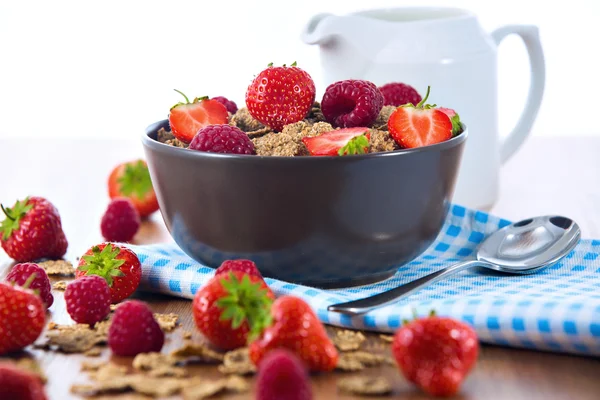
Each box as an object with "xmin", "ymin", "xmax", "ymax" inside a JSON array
[
  {"xmin": 193, "ymin": 270, "xmax": 275, "ymax": 351},
  {"xmin": 215, "ymin": 259, "xmax": 263, "ymax": 279},
  {"xmin": 5, "ymin": 263, "xmax": 53, "ymax": 309},
  {"xmin": 249, "ymin": 296, "xmax": 338, "ymax": 372},
  {"xmin": 0, "ymin": 196, "xmax": 68, "ymax": 262},
  {"xmin": 108, "ymin": 300, "xmax": 164, "ymax": 356},
  {"xmin": 0, "ymin": 281, "xmax": 45, "ymax": 355},
  {"xmin": 76, "ymin": 243, "xmax": 141, "ymax": 303},
  {"xmin": 0, "ymin": 362, "xmax": 48, "ymax": 400},
  {"xmin": 392, "ymin": 314, "xmax": 479, "ymax": 397},
  {"xmin": 100, "ymin": 197, "xmax": 141, "ymax": 242},
  {"xmin": 108, "ymin": 159, "xmax": 159, "ymax": 218},
  {"xmin": 65, "ymin": 275, "xmax": 112, "ymax": 325},
  {"xmin": 246, "ymin": 62, "xmax": 316, "ymax": 132},
  {"xmin": 256, "ymin": 348, "xmax": 313, "ymax": 400}
]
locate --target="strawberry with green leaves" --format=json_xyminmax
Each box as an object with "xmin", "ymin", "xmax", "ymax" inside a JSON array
[
  {"xmin": 0, "ymin": 196, "xmax": 68, "ymax": 262},
  {"xmin": 108, "ymin": 159, "xmax": 159, "ymax": 218},
  {"xmin": 302, "ymin": 127, "xmax": 370, "ymax": 156},
  {"xmin": 193, "ymin": 271, "xmax": 275, "ymax": 351},
  {"xmin": 76, "ymin": 243, "xmax": 141, "ymax": 303},
  {"xmin": 388, "ymin": 86, "xmax": 453, "ymax": 149},
  {"xmin": 168, "ymin": 89, "xmax": 229, "ymax": 144}
]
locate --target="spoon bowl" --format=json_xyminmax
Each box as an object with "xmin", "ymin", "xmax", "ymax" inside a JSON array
[{"xmin": 327, "ymin": 215, "xmax": 581, "ymax": 315}]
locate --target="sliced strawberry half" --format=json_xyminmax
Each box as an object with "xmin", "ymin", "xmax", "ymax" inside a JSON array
[
  {"xmin": 388, "ymin": 86, "xmax": 453, "ymax": 149},
  {"xmin": 302, "ymin": 127, "xmax": 370, "ymax": 156},
  {"xmin": 168, "ymin": 89, "xmax": 229, "ymax": 144}
]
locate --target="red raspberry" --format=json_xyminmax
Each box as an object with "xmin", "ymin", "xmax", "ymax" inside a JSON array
[
  {"xmin": 378, "ymin": 82, "xmax": 422, "ymax": 107},
  {"xmin": 189, "ymin": 125, "xmax": 255, "ymax": 155},
  {"xmin": 256, "ymin": 348, "xmax": 312, "ymax": 400},
  {"xmin": 100, "ymin": 198, "xmax": 140, "ymax": 242},
  {"xmin": 6, "ymin": 263, "xmax": 53, "ymax": 309},
  {"xmin": 64, "ymin": 275, "xmax": 111, "ymax": 325},
  {"xmin": 215, "ymin": 259, "xmax": 263, "ymax": 279},
  {"xmin": 108, "ymin": 300, "xmax": 164, "ymax": 356},
  {"xmin": 321, "ymin": 79, "xmax": 384, "ymax": 128},
  {"xmin": 212, "ymin": 96, "xmax": 238, "ymax": 114},
  {"xmin": 0, "ymin": 362, "xmax": 48, "ymax": 400}
]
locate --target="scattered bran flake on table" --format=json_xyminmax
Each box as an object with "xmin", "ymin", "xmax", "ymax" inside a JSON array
[
  {"xmin": 182, "ymin": 375, "xmax": 249, "ymax": 400},
  {"xmin": 84, "ymin": 347, "xmax": 102, "ymax": 357},
  {"xmin": 153, "ymin": 313, "xmax": 179, "ymax": 332},
  {"xmin": 42, "ymin": 322, "xmax": 108, "ymax": 353},
  {"xmin": 337, "ymin": 376, "xmax": 393, "ymax": 396},
  {"xmin": 132, "ymin": 352, "xmax": 187, "ymax": 378},
  {"xmin": 217, "ymin": 347, "xmax": 256, "ymax": 375},
  {"xmin": 52, "ymin": 281, "xmax": 68, "ymax": 291},
  {"xmin": 379, "ymin": 334, "xmax": 394, "ymax": 343},
  {"xmin": 170, "ymin": 342, "xmax": 224, "ymax": 363},
  {"xmin": 336, "ymin": 351, "xmax": 395, "ymax": 372},
  {"xmin": 38, "ymin": 260, "xmax": 75, "ymax": 276},
  {"xmin": 182, "ymin": 330, "xmax": 193, "ymax": 339},
  {"xmin": 332, "ymin": 330, "xmax": 366, "ymax": 352}
]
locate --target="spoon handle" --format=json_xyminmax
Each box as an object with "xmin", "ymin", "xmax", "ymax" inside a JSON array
[{"xmin": 327, "ymin": 260, "xmax": 484, "ymax": 315}]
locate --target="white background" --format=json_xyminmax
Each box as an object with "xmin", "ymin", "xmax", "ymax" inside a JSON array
[{"xmin": 0, "ymin": 0, "xmax": 598, "ymax": 140}]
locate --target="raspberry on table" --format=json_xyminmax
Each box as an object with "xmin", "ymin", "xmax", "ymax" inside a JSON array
[
  {"xmin": 189, "ymin": 124, "xmax": 255, "ymax": 155},
  {"xmin": 215, "ymin": 259, "xmax": 263, "ymax": 279},
  {"xmin": 64, "ymin": 275, "xmax": 112, "ymax": 325},
  {"xmin": 108, "ymin": 300, "xmax": 164, "ymax": 356},
  {"xmin": 321, "ymin": 79, "xmax": 384, "ymax": 128},
  {"xmin": 6, "ymin": 263, "xmax": 53, "ymax": 309},
  {"xmin": 100, "ymin": 197, "xmax": 140, "ymax": 242},
  {"xmin": 212, "ymin": 96, "xmax": 238, "ymax": 114},
  {"xmin": 256, "ymin": 348, "xmax": 312, "ymax": 400},
  {"xmin": 0, "ymin": 362, "xmax": 48, "ymax": 400},
  {"xmin": 378, "ymin": 82, "xmax": 422, "ymax": 107}
]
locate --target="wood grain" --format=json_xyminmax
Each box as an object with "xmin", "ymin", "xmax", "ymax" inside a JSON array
[{"xmin": 1, "ymin": 136, "xmax": 599, "ymax": 399}]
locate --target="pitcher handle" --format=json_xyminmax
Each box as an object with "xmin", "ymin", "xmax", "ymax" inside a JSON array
[{"xmin": 491, "ymin": 25, "xmax": 546, "ymax": 163}]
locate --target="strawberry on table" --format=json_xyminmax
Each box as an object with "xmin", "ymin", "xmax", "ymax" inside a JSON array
[
  {"xmin": 392, "ymin": 312, "xmax": 479, "ymax": 397},
  {"xmin": 214, "ymin": 259, "xmax": 263, "ymax": 279},
  {"xmin": 249, "ymin": 295, "xmax": 339, "ymax": 372},
  {"xmin": 302, "ymin": 127, "xmax": 370, "ymax": 156},
  {"xmin": 388, "ymin": 86, "xmax": 453, "ymax": 149},
  {"xmin": 0, "ymin": 280, "xmax": 46, "ymax": 355},
  {"xmin": 108, "ymin": 159, "xmax": 159, "ymax": 218},
  {"xmin": 246, "ymin": 62, "xmax": 316, "ymax": 132},
  {"xmin": 0, "ymin": 362, "xmax": 48, "ymax": 400},
  {"xmin": 76, "ymin": 243, "xmax": 141, "ymax": 304},
  {"xmin": 168, "ymin": 89, "xmax": 229, "ymax": 144},
  {"xmin": 0, "ymin": 196, "xmax": 68, "ymax": 262},
  {"xmin": 193, "ymin": 270, "xmax": 275, "ymax": 351}
]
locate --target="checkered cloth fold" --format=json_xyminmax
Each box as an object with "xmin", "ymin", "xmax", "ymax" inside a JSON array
[{"xmin": 128, "ymin": 205, "xmax": 600, "ymax": 357}]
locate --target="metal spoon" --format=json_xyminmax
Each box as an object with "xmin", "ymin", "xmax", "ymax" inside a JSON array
[{"xmin": 328, "ymin": 215, "xmax": 581, "ymax": 315}]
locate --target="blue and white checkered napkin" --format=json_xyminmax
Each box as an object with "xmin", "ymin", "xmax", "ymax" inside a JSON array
[{"xmin": 128, "ymin": 205, "xmax": 600, "ymax": 357}]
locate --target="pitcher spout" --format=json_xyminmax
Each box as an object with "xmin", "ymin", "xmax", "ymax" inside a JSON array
[{"xmin": 301, "ymin": 13, "xmax": 336, "ymax": 45}]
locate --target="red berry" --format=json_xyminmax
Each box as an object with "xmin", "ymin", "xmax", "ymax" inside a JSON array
[
  {"xmin": 5, "ymin": 263, "xmax": 53, "ymax": 309},
  {"xmin": 0, "ymin": 363, "xmax": 48, "ymax": 400},
  {"xmin": 100, "ymin": 198, "xmax": 141, "ymax": 242},
  {"xmin": 378, "ymin": 82, "xmax": 422, "ymax": 107},
  {"xmin": 302, "ymin": 127, "xmax": 370, "ymax": 156},
  {"xmin": 392, "ymin": 315, "xmax": 479, "ymax": 397},
  {"xmin": 193, "ymin": 271, "xmax": 275, "ymax": 351},
  {"xmin": 65, "ymin": 275, "xmax": 111, "ymax": 325},
  {"xmin": 168, "ymin": 90, "xmax": 229, "ymax": 144},
  {"xmin": 256, "ymin": 348, "xmax": 313, "ymax": 400},
  {"xmin": 108, "ymin": 300, "xmax": 164, "ymax": 356},
  {"xmin": 212, "ymin": 96, "xmax": 238, "ymax": 114},
  {"xmin": 108, "ymin": 159, "xmax": 159, "ymax": 218},
  {"xmin": 215, "ymin": 259, "xmax": 263, "ymax": 279},
  {"xmin": 76, "ymin": 243, "xmax": 141, "ymax": 303},
  {"xmin": 189, "ymin": 125, "xmax": 255, "ymax": 155},
  {"xmin": 246, "ymin": 62, "xmax": 316, "ymax": 132},
  {"xmin": 0, "ymin": 196, "xmax": 68, "ymax": 262},
  {"xmin": 321, "ymin": 79, "xmax": 383, "ymax": 128},
  {"xmin": 0, "ymin": 282, "xmax": 45, "ymax": 355},
  {"xmin": 388, "ymin": 86, "xmax": 452, "ymax": 149}
]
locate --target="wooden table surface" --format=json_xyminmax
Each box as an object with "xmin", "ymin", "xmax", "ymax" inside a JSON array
[{"xmin": 1, "ymin": 135, "xmax": 599, "ymax": 399}]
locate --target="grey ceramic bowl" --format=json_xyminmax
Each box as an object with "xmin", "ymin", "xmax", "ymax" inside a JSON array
[{"xmin": 142, "ymin": 119, "xmax": 467, "ymax": 288}]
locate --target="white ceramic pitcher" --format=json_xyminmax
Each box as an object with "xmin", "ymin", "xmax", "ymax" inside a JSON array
[{"xmin": 302, "ymin": 7, "xmax": 545, "ymax": 210}]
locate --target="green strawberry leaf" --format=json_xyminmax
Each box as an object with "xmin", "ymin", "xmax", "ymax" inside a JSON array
[
  {"xmin": 116, "ymin": 160, "xmax": 153, "ymax": 201},
  {"xmin": 449, "ymin": 113, "xmax": 463, "ymax": 136},
  {"xmin": 0, "ymin": 198, "xmax": 33, "ymax": 241},
  {"xmin": 78, "ymin": 244, "xmax": 125, "ymax": 287},
  {"xmin": 215, "ymin": 273, "xmax": 274, "ymax": 342},
  {"xmin": 338, "ymin": 134, "xmax": 370, "ymax": 156},
  {"xmin": 401, "ymin": 86, "xmax": 437, "ymax": 110}
]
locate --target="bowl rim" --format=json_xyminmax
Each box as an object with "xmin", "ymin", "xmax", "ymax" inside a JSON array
[{"xmin": 141, "ymin": 119, "xmax": 468, "ymax": 161}]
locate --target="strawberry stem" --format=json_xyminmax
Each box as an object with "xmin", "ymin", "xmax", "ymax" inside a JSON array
[
  {"xmin": 416, "ymin": 86, "xmax": 431, "ymax": 109},
  {"xmin": 173, "ymin": 89, "xmax": 190, "ymax": 104},
  {"xmin": 0, "ymin": 204, "xmax": 14, "ymax": 221}
]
